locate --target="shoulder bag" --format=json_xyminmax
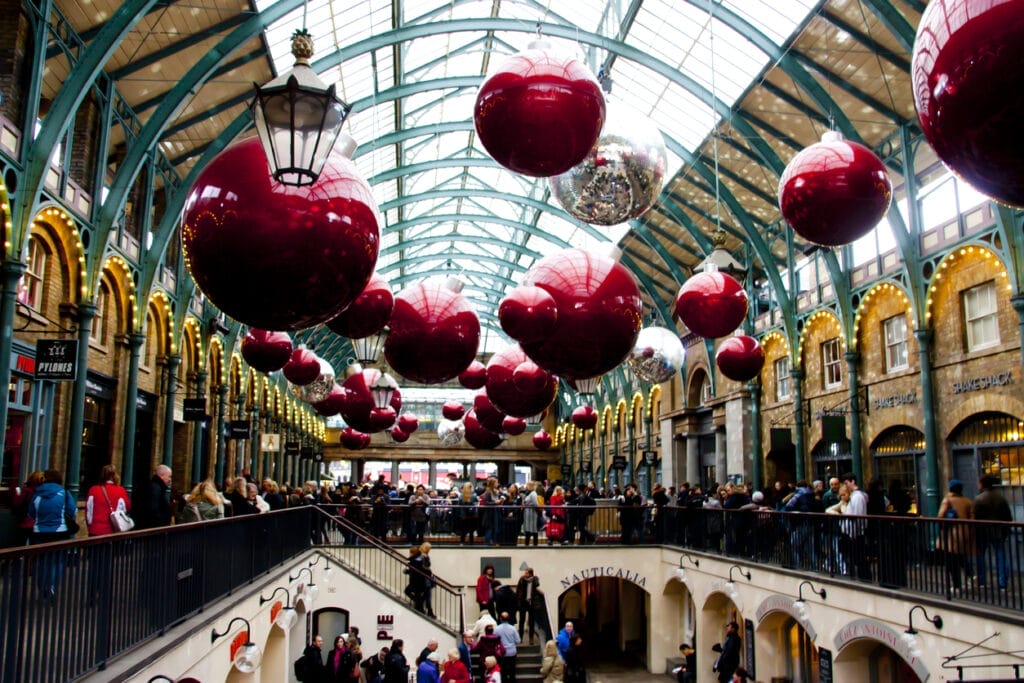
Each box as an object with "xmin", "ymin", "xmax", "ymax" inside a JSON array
[{"xmin": 101, "ymin": 485, "xmax": 135, "ymax": 532}]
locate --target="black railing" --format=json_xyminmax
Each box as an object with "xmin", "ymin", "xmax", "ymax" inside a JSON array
[
  {"xmin": 313, "ymin": 506, "xmax": 466, "ymax": 636},
  {"xmin": 0, "ymin": 507, "xmax": 314, "ymax": 683}
]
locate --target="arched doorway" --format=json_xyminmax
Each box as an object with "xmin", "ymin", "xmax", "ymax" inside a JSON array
[
  {"xmin": 755, "ymin": 595, "xmax": 820, "ymax": 683},
  {"xmin": 949, "ymin": 412, "xmax": 1024, "ymax": 520},
  {"xmin": 833, "ymin": 619, "xmax": 927, "ymax": 682},
  {"xmin": 812, "ymin": 437, "xmax": 852, "ymax": 485},
  {"xmin": 700, "ymin": 591, "xmax": 748, "ymax": 681},
  {"xmin": 871, "ymin": 426, "xmax": 925, "ymax": 512},
  {"xmin": 557, "ymin": 576, "xmax": 649, "ymax": 669}
]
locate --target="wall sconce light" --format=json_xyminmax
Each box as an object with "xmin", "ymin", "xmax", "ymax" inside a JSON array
[
  {"xmin": 211, "ymin": 616, "xmax": 262, "ymax": 673},
  {"xmin": 905, "ymin": 605, "xmax": 943, "ymax": 635},
  {"xmin": 796, "ymin": 580, "xmax": 827, "ymax": 604},
  {"xmin": 259, "ymin": 586, "xmax": 298, "ymax": 630},
  {"xmin": 147, "ymin": 677, "xmax": 201, "ymax": 683},
  {"xmin": 309, "ymin": 554, "xmax": 333, "ymax": 576},
  {"xmin": 290, "ymin": 566, "xmax": 320, "ymax": 604},
  {"xmin": 679, "ymin": 553, "xmax": 700, "ymax": 568},
  {"xmin": 728, "ymin": 565, "xmax": 751, "ymax": 583}
]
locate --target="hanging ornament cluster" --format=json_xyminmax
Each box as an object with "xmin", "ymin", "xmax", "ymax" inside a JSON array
[
  {"xmin": 391, "ymin": 414, "xmax": 419, "ymax": 444},
  {"xmin": 288, "ymin": 356, "xmax": 336, "ymax": 403},
  {"xmin": 474, "ymin": 40, "xmax": 606, "ymax": 178},
  {"xmin": 458, "ymin": 361, "xmax": 488, "ymax": 390},
  {"xmin": 911, "ymin": 0, "xmax": 1024, "ymax": 208},
  {"xmin": 385, "ymin": 277, "xmax": 481, "ymax": 384},
  {"xmin": 340, "ymin": 427, "xmax": 371, "ymax": 450},
  {"xmin": 550, "ymin": 97, "xmax": 667, "ymax": 226},
  {"xmin": 181, "ymin": 137, "xmax": 380, "ymax": 330},
  {"xmin": 675, "ymin": 269, "xmax": 748, "ymax": 339},
  {"xmin": 533, "ymin": 430, "xmax": 553, "ymax": 450},
  {"xmin": 485, "ymin": 345, "xmax": 558, "ymax": 419},
  {"xmin": 778, "ymin": 131, "xmax": 892, "ymax": 247},
  {"xmin": 339, "ymin": 367, "xmax": 403, "ymax": 433},
  {"xmin": 627, "ymin": 326, "xmax": 685, "ymax": 383},
  {"xmin": 715, "ymin": 335, "xmax": 765, "ymax": 383},
  {"xmin": 240, "ymin": 329, "xmax": 293, "ymax": 373},
  {"xmin": 464, "ymin": 409, "xmax": 503, "ymax": 450},
  {"xmin": 312, "ymin": 384, "xmax": 346, "ymax": 417},
  {"xmin": 326, "ymin": 273, "xmax": 394, "ymax": 340},
  {"xmin": 501, "ymin": 248, "xmax": 642, "ymax": 385},
  {"xmin": 442, "ymin": 401, "xmax": 465, "ymax": 421}
]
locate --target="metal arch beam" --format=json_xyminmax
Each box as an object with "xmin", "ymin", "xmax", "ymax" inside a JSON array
[
  {"xmin": 354, "ymin": 120, "xmax": 475, "ymax": 152},
  {"xmin": 89, "ymin": 0, "xmax": 306, "ymax": 297},
  {"xmin": 377, "ymin": 253, "xmax": 527, "ymax": 284},
  {"xmin": 108, "ymin": 12, "xmax": 250, "ymax": 80},
  {"xmin": 160, "ymin": 90, "xmax": 253, "ymax": 140},
  {"xmin": 821, "ymin": 8, "xmax": 910, "ymax": 72},
  {"xmin": 133, "ymin": 48, "xmax": 266, "ymax": 115},
  {"xmin": 380, "ymin": 231, "xmax": 545, "ymax": 260},
  {"xmin": 11, "ymin": 0, "xmax": 160, "ymax": 257},
  {"xmin": 861, "ymin": 0, "xmax": 918, "ymax": 53},
  {"xmin": 369, "ymin": 157, "xmax": 503, "ymax": 184}
]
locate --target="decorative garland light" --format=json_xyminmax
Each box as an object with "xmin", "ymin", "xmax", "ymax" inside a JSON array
[
  {"xmin": 926, "ymin": 245, "xmax": 1011, "ymax": 321},
  {"xmin": 41, "ymin": 207, "xmax": 87, "ymax": 299},
  {"xmin": 852, "ymin": 282, "xmax": 910, "ymax": 350},
  {"xmin": 104, "ymin": 256, "xmax": 137, "ymax": 328},
  {"xmin": 796, "ymin": 309, "xmax": 843, "ymax": 359}
]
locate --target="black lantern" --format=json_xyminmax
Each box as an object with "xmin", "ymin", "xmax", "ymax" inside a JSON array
[{"xmin": 251, "ymin": 29, "xmax": 352, "ymax": 186}]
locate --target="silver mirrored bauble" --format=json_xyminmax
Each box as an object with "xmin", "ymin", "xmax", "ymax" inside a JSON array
[
  {"xmin": 437, "ymin": 419, "xmax": 465, "ymax": 447},
  {"xmin": 289, "ymin": 357, "xmax": 336, "ymax": 403},
  {"xmin": 549, "ymin": 98, "xmax": 667, "ymax": 226},
  {"xmin": 627, "ymin": 326, "xmax": 685, "ymax": 383}
]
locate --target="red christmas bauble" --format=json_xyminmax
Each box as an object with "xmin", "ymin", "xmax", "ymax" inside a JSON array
[
  {"xmin": 498, "ymin": 285, "xmax": 559, "ymax": 344},
  {"xmin": 391, "ymin": 427, "xmax": 411, "ymax": 443},
  {"xmin": 912, "ymin": 0, "xmax": 1024, "ymax": 208},
  {"xmin": 778, "ymin": 132, "xmax": 892, "ymax": 247},
  {"xmin": 473, "ymin": 393, "xmax": 508, "ymax": 433},
  {"xmin": 485, "ymin": 345, "xmax": 557, "ymax": 418},
  {"xmin": 282, "ymin": 347, "xmax": 322, "ymax": 386},
  {"xmin": 181, "ymin": 137, "xmax": 379, "ymax": 330},
  {"xmin": 474, "ymin": 43, "xmax": 605, "ymax": 177},
  {"xmin": 340, "ymin": 427, "xmax": 371, "ymax": 450},
  {"xmin": 502, "ymin": 416, "xmax": 527, "ymax": 436},
  {"xmin": 533, "ymin": 430, "xmax": 553, "ymax": 450},
  {"xmin": 326, "ymin": 272, "xmax": 394, "ymax": 339},
  {"xmin": 715, "ymin": 335, "xmax": 766, "ymax": 383},
  {"xmin": 368, "ymin": 406, "xmax": 398, "ymax": 432},
  {"xmin": 385, "ymin": 278, "xmax": 481, "ymax": 384},
  {"xmin": 442, "ymin": 401, "xmax": 465, "ymax": 421},
  {"xmin": 340, "ymin": 368, "xmax": 403, "ymax": 433},
  {"xmin": 675, "ymin": 271, "xmax": 748, "ymax": 339},
  {"xmin": 240, "ymin": 329, "xmax": 292, "ymax": 373},
  {"xmin": 458, "ymin": 361, "xmax": 488, "ymax": 390},
  {"xmin": 311, "ymin": 384, "xmax": 346, "ymax": 417},
  {"xmin": 571, "ymin": 404, "xmax": 598, "ymax": 431},
  {"xmin": 464, "ymin": 409, "xmax": 503, "ymax": 450},
  {"xmin": 519, "ymin": 249, "xmax": 642, "ymax": 380},
  {"xmin": 397, "ymin": 414, "xmax": 419, "ymax": 434}
]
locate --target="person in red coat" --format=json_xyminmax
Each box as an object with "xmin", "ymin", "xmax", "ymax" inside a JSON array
[
  {"xmin": 476, "ymin": 564, "xmax": 499, "ymax": 618},
  {"xmin": 85, "ymin": 464, "xmax": 131, "ymax": 536},
  {"xmin": 441, "ymin": 648, "xmax": 471, "ymax": 683}
]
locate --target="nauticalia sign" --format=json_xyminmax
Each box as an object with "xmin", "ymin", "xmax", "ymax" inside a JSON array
[{"xmin": 560, "ymin": 566, "xmax": 647, "ymax": 590}]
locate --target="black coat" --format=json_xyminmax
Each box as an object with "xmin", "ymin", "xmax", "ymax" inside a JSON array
[
  {"xmin": 134, "ymin": 476, "xmax": 171, "ymax": 529},
  {"xmin": 714, "ymin": 632, "xmax": 741, "ymax": 682},
  {"xmin": 326, "ymin": 646, "xmax": 357, "ymax": 682},
  {"xmin": 384, "ymin": 649, "xmax": 409, "ymax": 683},
  {"xmin": 301, "ymin": 644, "xmax": 327, "ymax": 683}
]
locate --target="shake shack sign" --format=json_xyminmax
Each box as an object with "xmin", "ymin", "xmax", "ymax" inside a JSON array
[
  {"xmin": 952, "ymin": 371, "xmax": 1012, "ymax": 394},
  {"xmin": 559, "ymin": 565, "xmax": 647, "ymax": 590}
]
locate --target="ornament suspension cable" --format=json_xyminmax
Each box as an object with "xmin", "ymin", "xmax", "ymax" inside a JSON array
[
  {"xmin": 302, "ymin": 0, "xmax": 308, "ymax": 30},
  {"xmin": 708, "ymin": 0, "xmax": 722, "ymax": 234}
]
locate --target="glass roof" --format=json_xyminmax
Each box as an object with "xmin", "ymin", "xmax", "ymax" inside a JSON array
[{"xmin": 254, "ymin": 0, "xmax": 820, "ymax": 354}]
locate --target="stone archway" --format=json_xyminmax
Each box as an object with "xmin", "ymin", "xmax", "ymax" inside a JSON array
[
  {"xmin": 833, "ymin": 618, "xmax": 928, "ymax": 682},
  {"xmin": 556, "ymin": 573, "xmax": 650, "ymax": 669}
]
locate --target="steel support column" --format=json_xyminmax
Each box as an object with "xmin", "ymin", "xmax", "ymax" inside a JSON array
[
  {"xmin": 65, "ymin": 304, "xmax": 97, "ymax": 497},
  {"xmin": 120, "ymin": 333, "xmax": 145, "ymax": 493}
]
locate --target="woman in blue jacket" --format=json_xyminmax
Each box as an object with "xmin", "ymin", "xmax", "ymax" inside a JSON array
[{"xmin": 29, "ymin": 469, "xmax": 78, "ymax": 599}]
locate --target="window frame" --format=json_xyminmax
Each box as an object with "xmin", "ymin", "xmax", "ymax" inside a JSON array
[
  {"xmin": 822, "ymin": 337, "xmax": 843, "ymax": 389},
  {"xmin": 775, "ymin": 356, "xmax": 791, "ymax": 401},
  {"xmin": 883, "ymin": 314, "xmax": 909, "ymax": 373},
  {"xmin": 963, "ymin": 281, "xmax": 1000, "ymax": 351},
  {"xmin": 19, "ymin": 236, "xmax": 46, "ymax": 311}
]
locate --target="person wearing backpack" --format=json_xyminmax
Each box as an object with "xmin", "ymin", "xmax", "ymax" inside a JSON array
[
  {"xmin": 29, "ymin": 469, "xmax": 79, "ymax": 600},
  {"xmin": 296, "ymin": 634, "xmax": 327, "ymax": 682},
  {"xmin": 937, "ymin": 479, "xmax": 975, "ymax": 593}
]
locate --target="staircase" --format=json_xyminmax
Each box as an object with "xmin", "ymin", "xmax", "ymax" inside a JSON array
[{"xmin": 470, "ymin": 643, "xmax": 544, "ymax": 683}]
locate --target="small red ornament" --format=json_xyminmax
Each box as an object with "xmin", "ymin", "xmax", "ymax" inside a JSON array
[
  {"xmin": 715, "ymin": 335, "xmax": 766, "ymax": 383},
  {"xmin": 391, "ymin": 427, "xmax": 411, "ymax": 443},
  {"xmin": 533, "ymin": 430, "xmax": 553, "ymax": 450},
  {"xmin": 675, "ymin": 271, "xmax": 748, "ymax": 339},
  {"xmin": 485, "ymin": 345, "xmax": 557, "ymax": 418},
  {"xmin": 340, "ymin": 368, "xmax": 402, "ymax": 433},
  {"xmin": 498, "ymin": 285, "xmax": 558, "ymax": 344},
  {"xmin": 502, "ymin": 416, "xmax": 527, "ymax": 436},
  {"xmin": 385, "ymin": 278, "xmax": 481, "ymax": 384},
  {"xmin": 397, "ymin": 414, "xmax": 419, "ymax": 434},
  {"xmin": 181, "ymin": 137, "xmax": 379, "ymax": 330},
  {"xmin": 442, "ymin": 401, "xmax": 465, "ymax": 421},
  {"xmin": 571, "ymin": 405, "xmax": 598, "ymax": 431},
  {"xmin": 458, "ymin": 361, "xmax": 488, "ymax": 390},
  {"xmin": 464, "ymin": 409, "xmax": 503, "ymax": 449},
  {"xmin": 241, "ymin": 329, "xmax": 293, "ymax": 373},
  {"xmin": 340, "ymin": 427, "xmax": 371, "ymax": 450},
  {"xmin": 368, "ymin": 406, "xmax": 398, "ymax": 432},
  {"xmin": 778, "ymin": 131, "xmax": 892, "ymax": 247},
  {"xmin": 473, "ymin": 393, "xmax": 508, "ymax": 434},
  {"xmin": 519, "ymin": 249, "xmax": 642, "ymax": 381},
  {"xmin": 326, "ymin": 272, "xmax": 394, "ymax": 339},
  {"xmin": 311, "ymin": 384, "xmax": 346, "ymax": 417},
  {"xmin": 474, "ymin": 42, "xmax": 605, "ymax": 177},
  {"xmin": 912, "ymin": 0, "xmax": 1024, "ymax": 208},
  {"xmin": 282, "ymin": 347, "xmax": 322, "ymax": 386}
]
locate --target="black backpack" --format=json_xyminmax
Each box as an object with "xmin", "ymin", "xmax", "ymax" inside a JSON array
[{"xmin": 294, "ymin": 655, "xmax": 308, "ymax": 681}]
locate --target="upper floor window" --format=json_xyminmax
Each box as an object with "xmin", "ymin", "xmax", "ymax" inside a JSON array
[
  {"xmin": 963, "ymin": 281, "xmax": 1000, "ymax": 351},
  {"xmin": 699, "ymin": 376, "xmax": 712, "ymax": 406},
  {"xmin": 822, "ymin": 338, "xmax": 842, "ymax": 389},
  {"xmin": 883, "ymin": 314, "xmax": 908, "ymax": 372},
  {"xmin": 90, "ymin": 283, "xmax": 109, "ymax": 344},
  {"xmin": 18, "ymin": 236, "xmax": 46, "ymax": 310},
  {"xmin": 142, "ymin": 313, "xmax": 155, "ymax": 369},
  {"xmin": 775, "ymin": 356, "xmax": 791, "ymax": 401}
]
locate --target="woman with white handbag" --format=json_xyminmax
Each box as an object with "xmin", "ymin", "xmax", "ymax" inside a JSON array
[{"xmin": 85, "ymin": 464, "xmax": 133, "ymax": 535}]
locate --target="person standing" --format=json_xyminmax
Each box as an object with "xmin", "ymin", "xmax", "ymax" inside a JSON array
[
  {"xmin": 822, "ymin": 477, "xmax": 841, "ymax": 509},
  {"xmin": 361, "ymin": 646, "xmax": 389, "ymax": 683},
  {"xmin": 937, "ymin": 479, "xmax": 975, "ymax": 593},
  {"xmin": 384, "ymin": 639, "xmax": 410, "ymax": 683},
  {"xmin": 483, "ymin": 655, "xmax": 502, "ymax": 683},
  {"xmin": 839, "ymin": 472, "xmax": 872, "ymax": 581},
  {"xmin": 563, "ymin": 634, "xmax": 587, "ymax": 683},
  {"xmin": 494, "ymin": 611, "xmax": 521, "ymax": 683},
  {"xmin": 617, "ymin": 484, "xmax": 644, "ymax": 544},
  {"xmin": 476, "ymin": 564, "xmax": 499, "ymax": 618},
  {"xmin": 516, "ymin": 567, "xmax": 542, "ymax": 644},
  {"xmin": 327, "ymin": 635, "xmax": 356, "ymax": 683},
  {"xmin": 974, "ymin": 475, "xmax": 1013, "ymax": 590},
  {"xmin": 711, "ymin": 621, "xmax": 741, "ymax": 683},
  {"xmin": 12, "ymin": 471, "xmax": 45, "ymax": 545},
  {"xmin": 135, "ymin": 464, "xmax": 172, "ymax": 528},
  {"xmin": 522, "ymin": 481, "xmax": 542, "ymax": 546},
  {"xmin": 555, "ymin": 621, "xmax": 574, "ymax": 659},
  {"xmin": 421, "ymin": 542, "xmax": 437, "ymax": 618},
  {"xmin": 299, "ymin": 634, "xmax": 327, "ymax": 683},
  {"xmin": 85, "ymin": 464, "xmax": 131, "ymax": 536},
  {"xmin": 404, "ymin": 546, "xmax": 428, "ymax": 613},
  {"xmin": 457, "ymin": 631, "xmax": 474, "ymax": 672},
  {"xmin": 417, "ymin": 651, "xmax": 441, "ymax": 683},
  {"xmin": 29, "ymin": 468, "xmax": 79, "ymax": 600},
  {"xmin": 442, "ymin": 647, "xmax": 471, "ymax": 683},
  {"xmin": 540, "ymin": 640, "xmax": 564, "ymax": 683}
]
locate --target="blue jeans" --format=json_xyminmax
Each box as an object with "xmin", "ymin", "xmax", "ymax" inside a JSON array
[{"xmin": 976, "ymin": 538, "xmax": 1009, "ymax": 588}]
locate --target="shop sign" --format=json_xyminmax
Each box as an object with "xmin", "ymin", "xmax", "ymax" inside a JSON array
[
  {"xmin": 581, "ymin": 461, "xmax": 593, "ymax": 474},
  {"xmin": 183, "ymin": 398, "xmax": 206, "ymax": 421},
  {"xmin": 34, "ymin": 339, "xmax": 77, "ymax": 381},
  {"xmin": 952, "ymin": 371, "xmax": 1012, "ymax": 394},
  {"xmin": 558, "ymin": 565, "xmax": 647, "ymax": 590},
  {"xmin": 818, "ymin": 648, "xmax": 832, "ymax": 683},
  {"xmin": 260, "ymin": 433, "xmax": 281, "ymax": 451},
  {"xmin": 14, "ymin": 353, "xmax": 34, "ymax": 374},
  {"xmin": 376, "ymin": 614, "xmax": 394, "ymax": 641},
  {"xmin": 744, "ymin": 618, "xmax": 756, "ymax": 679},
  {"xmin": 285, "ymin": 441, "xmax": 300, "ymax": 456},
  {"xmin": 834, "ymin": 618, "xmax": 928, "ymax": 681},
  {"xmin": 300, "ymin": 446, "xmax": 314, "ymax": 459},
  {"xmin": 813, "ymin": 407, "xmax": 848, "ymax": 419},
  {"xmin": 611, "ymin": 455, "xmax": 628, "ymax": 470},
  {"xmin": 228, "ymin": 420, "xmax": 250, "ymax": 439},
  {"xmin": 642, "ymin": 450, "xmax": 657, "ymax": 465},
  {"xmin": 755, "ymin": 594, "xmax": 817, "ymax": 641},
  {"xmin": 872, "ymin": 392, "xmax": 917, "ymax": 409},
  {"xmin": 560, "ymin": 464, "xmax": 572, "ymax": 477}
]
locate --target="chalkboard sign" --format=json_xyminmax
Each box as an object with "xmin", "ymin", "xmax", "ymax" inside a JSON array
[
  {"xmin": 560, "ymin": 464, "xmax": 572, "ymax": 477},
  {"xmin": 285, "ymin": 441, "xmax": 300, "ymax": 456},
  {"xmin": 818, "ymin": 647, "xmax": 832, "ymax": 683},
  {"xmin": 744, "ymin": 618, "xmax": 756, "ymax": 678},
  {"xmin": 183, "ymin": 398, "xmax": 206, "ymax": 421},
  {"xmin": 611, "ymin": 455, "xmax": 627, "ymax": 470},
  {"xmin": 228, "ymin": 420, "xmax": 250, "ymax": 439}
]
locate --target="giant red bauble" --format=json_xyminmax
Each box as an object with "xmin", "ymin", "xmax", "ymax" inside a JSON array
[
  {"xmin": 675, "ymin": 271, "xmax": 748, "ymax": 339},
  {"xmin": 326, "ymin": 272, "xmax": 394, "ymax": 339},
  {"xmin": 474, "ymin": 44, "xmax": 605, "ymax": 178},
  {"xmin": 473, "ymin": 393, "xmax": 508, "ymax": 433},
  {"xmin": 385, "ymin": 278, "xmax": 481, "ymax": 384},
  {"xmin": 715, "ymin": 335, "xmax": 766, "ymax": 383},
  {"xmin": 368, "ymin": 406, "xmax": 398, "ymax": 432},
  {"xmin": 340, "ymin": 427, "xmax": 371, "ymax": 450},
  {"xmin": 181, "ymin": 137, "xmax": 379, "ymax": 330},
  {"xmin": 485, "ymin": 345, "xmax": 557, "ymax": 418},
  {"xmin": 340, "ymin": 368, "xmax": 403, "ymax": 433},
  {"xmin": 311, "ymin": 384, "xmax": 346, "ymax": 417},
  {"xmin": 282, "ymin": 347, "xmax": 322, "ymax": 386},
  {"xmin": 778, "ymin": 132, "xmax": 892, "ymax": 247},
  {"xmin": 912, "ymin": 0, "xmax": 1024, "ymax": 208},
  {"xmin": 442, "ymin": 401, "xmax": 465, "ymax": 421},
  {"xmin": 533, "ymin": 430, "xmax": 553, "ymax": 450},
  {"xmin": 519, "ymin": 249, "xmax": 642, "ymax": 381},
  {"xmin": 458, "ymin": 361, "xmax": 488, "ymax": 390},
  {"xmin": 240, "ymin": 329, "xmax": 293, "ymax": 373},
  {"xmin": 498, "ymin": 285, "xmax": 558, "ymax": 344},
  {"xmin": 391, "ymin": 427, "xmax": 411, "ymax": 443},
  {"xmin": 571, "ymin": 404, "xmax": 599, "ymax": 431},
  {"xmin": 397, "ymin": 414, "xmax": 419, "ymax": 434},
  {"xmin": 502, "ymin": 416, "xmax": 527, "ymax": 436},
  {"xmin": 464, "ymin": 409, "xmax": 503, "ymax": 450}
]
